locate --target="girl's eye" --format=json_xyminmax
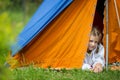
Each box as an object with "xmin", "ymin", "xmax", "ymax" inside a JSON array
[
  {"xmin": 95, "ymin": 41, "xmax": 98, "ymax": 44},
  {"xmin": 89, "ymin": 40, "xmax": 93, "ymax": 42},
  {"xmin": 89, "ymin": 40, "xmax": 98, "ymax": 44}
]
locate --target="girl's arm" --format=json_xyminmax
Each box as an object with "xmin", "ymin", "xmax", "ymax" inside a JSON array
[
  {"xmin": 82, "ymin": 63, "xmax": 92, "ymax": 70},
  {"xmin": 92, "ymin": 44, "xmax": 105, "ymax": 73},
  {"xmin": 82, "ymin": 58, "xmax": 92, "ymax": 70},
  {"xmin": 93, "ymin": 44, "xmax": 105, "ymax": 67}
]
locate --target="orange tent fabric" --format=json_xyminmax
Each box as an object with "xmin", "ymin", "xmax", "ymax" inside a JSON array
[
  {"xmin": 104, "ymin": 0, "xmax": 120, "ymax": 63},
  {"xmin": 12, "ymin": 0, "xmax": 97, "ymax": 68}
]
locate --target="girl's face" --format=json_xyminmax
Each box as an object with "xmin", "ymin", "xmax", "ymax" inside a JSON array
[{"xmin": 88, "ymin": 35, "xmax": 99, "ymax": 51}]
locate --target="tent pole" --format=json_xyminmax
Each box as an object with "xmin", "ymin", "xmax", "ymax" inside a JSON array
[{"xmin": 105, "ymin": 0, "xmax": 109, "ymax": 71}]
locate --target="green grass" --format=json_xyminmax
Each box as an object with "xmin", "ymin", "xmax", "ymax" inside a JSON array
[
  {"xmin": 1, "ymin": 63, "xmax": 120, "ymax": 80},
  {"xmin": 10, "ymin": 67, "xmax": 120, "ymax": 80}
]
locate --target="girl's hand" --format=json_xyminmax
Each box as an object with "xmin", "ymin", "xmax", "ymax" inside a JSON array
[{"xmin": 93, "ymin": 63, "xmax": 103, "ymax": 73}]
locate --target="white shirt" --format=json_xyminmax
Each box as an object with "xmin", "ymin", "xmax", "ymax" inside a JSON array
[{"xmin": 82, "ymin": 43, "xmax": 105, "ymax": 70}]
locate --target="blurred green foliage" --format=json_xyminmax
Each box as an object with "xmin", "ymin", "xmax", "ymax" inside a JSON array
[
  {"xmin": 0, "ymin": 65, "xmax": 11, "ymax": 80},
  {"xmin": 0, "ymin": 0, "xmax": 43, "ymax": 67},
  {"xmin": 0, "ymin": 12, "xmax": 14, "ymax": 48},
  {"xmin": 0, "ymin": 10, "xmax": 25, "ymax": 65},
  {"xmin": 0, "ymin": 0, "xmax": 43, "ymax": 52},
  {"xmin": 0, "ymin": 0, "xmax": 11, "ymax": 11},
  {"xmin": 0, "ymin": 0, "xmax": 42, "ymax": 79},
  {"xmin": 0, "ymin": 0, "xmax": 43, "ymax": 11}
]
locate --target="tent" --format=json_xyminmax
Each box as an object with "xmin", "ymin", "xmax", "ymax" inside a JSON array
[{"xmin": 8, "ymin": 0, "xmax": 120, "ymax": 69}]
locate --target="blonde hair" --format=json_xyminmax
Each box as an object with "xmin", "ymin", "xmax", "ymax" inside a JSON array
[{"xmin": 90, "ymin": 26, "xmax": 102, "ymax": 43}]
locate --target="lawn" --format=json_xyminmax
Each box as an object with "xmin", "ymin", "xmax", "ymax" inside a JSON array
[
  {"xmin": 1, "ymin": 66, "xmax": 120, "ymax": 80},
  {"xmin": 12, "ymin": 68, "xmax": 120, "ymax": 80}
]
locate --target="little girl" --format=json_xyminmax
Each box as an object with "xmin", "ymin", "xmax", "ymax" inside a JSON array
[{"xmin": 82, "ymin": 26, "xmax": 105, "ymax": 73}]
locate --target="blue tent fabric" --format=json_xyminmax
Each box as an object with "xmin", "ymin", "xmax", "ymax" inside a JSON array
[{"xmin": 11, "ymin": 0, "xmax": 73, "ymax": 56}]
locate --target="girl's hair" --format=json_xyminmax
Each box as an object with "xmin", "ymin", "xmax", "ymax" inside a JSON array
[{"xmin": 90, "ymin": 26, "xmax": 103, "ymax": 43}]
